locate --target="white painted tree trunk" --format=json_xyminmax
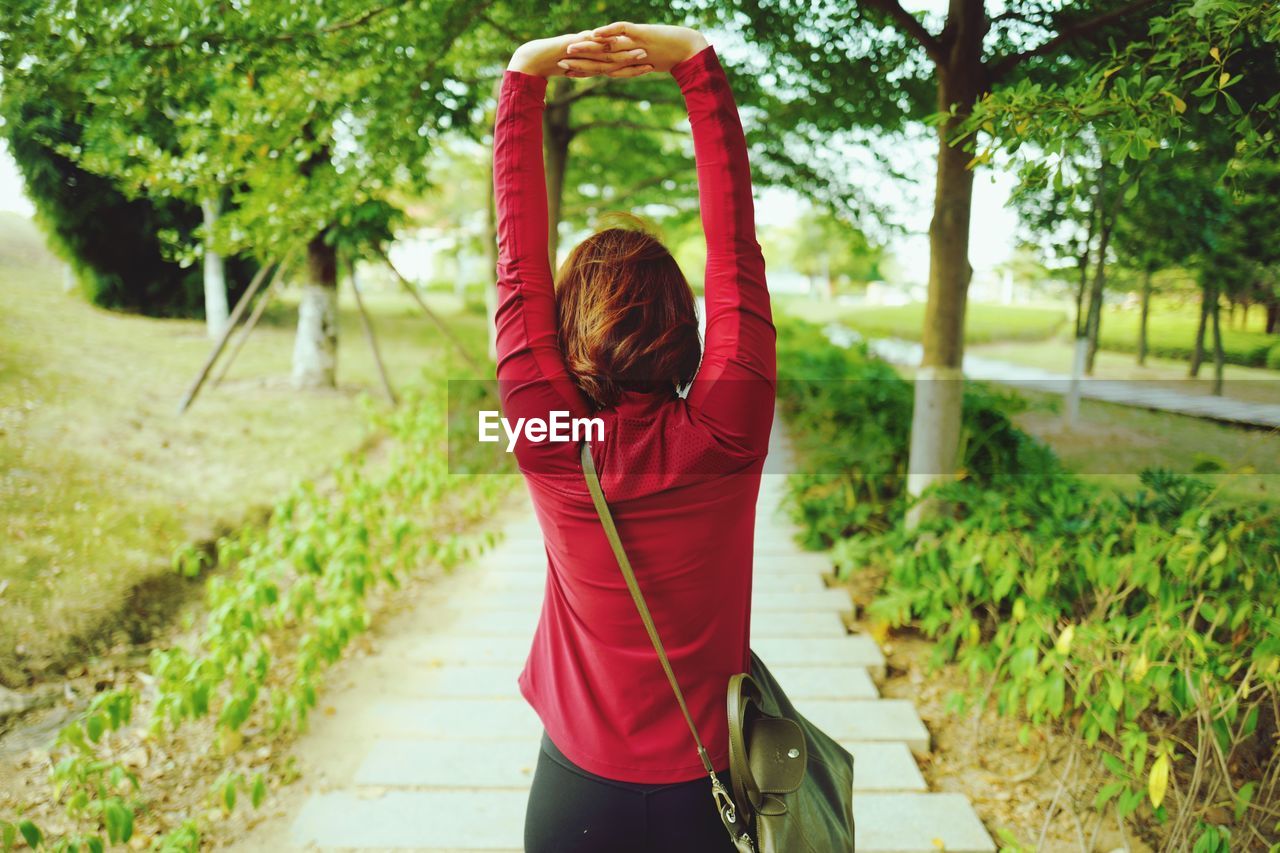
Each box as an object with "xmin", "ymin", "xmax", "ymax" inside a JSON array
[
  {"xmin": 1064, "ymin": 336, "xmax": 1088, "ymax": 430},
  {"xmin": 201, "ymin": 197, "xmax": 230, "ymax": 340},
  {"xmin": 905, "ymin": 364, "xmax": 965, "ymax": 530},
  {"xmin": 292, "ymin": 237, "xmax": 339, "ymax": 389}
]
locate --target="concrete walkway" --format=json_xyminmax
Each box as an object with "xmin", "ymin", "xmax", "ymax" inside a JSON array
[
  {"xmin": 840, "ymin": 331, "xmax": 1280, "ymax": 430},
  {"xmin": 234, "ymin": 430, "xmax": 995, "ymax": 852}
]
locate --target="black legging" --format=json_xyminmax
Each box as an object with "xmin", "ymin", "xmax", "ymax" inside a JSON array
[{"xmin": 523, "ymin": 730, "xmax": 741, "ymax": 852}]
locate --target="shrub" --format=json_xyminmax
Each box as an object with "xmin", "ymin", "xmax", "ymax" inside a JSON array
[
  {"xmin": 776, "ymin": 315, "xmax": 1279, "ymax": 850},
  {"xmin": 775, "ymin": 316, "xmax": 1058, "ymax": 546},
  {"xmin": 1267, "ymin": 343, "xmax": 1280, "ymax": 372}
]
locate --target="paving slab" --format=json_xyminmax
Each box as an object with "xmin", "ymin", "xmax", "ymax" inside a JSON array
[
  {"xmin": 471, "ymin": 569, "xmax": 831, "ymax": 593},
  {"xmin": 752, "ymin": 636, "xmax": 886, "ymax": 679},
  {"xmin": 367, "ymin": 698, "xmax": 542, "ymax": 739},
  {"xmin": 442, "ymin": 608, "xmax": 851, "ymax": 638},
  {"xmin": 454, "ymin": 588, "xmax": 852, "ymax": 613},
  {"xmin": 354, "ymin": 737, "xmax": 922, "ymax": 793},
  {"xmin": 768, "ymin": 665, "xmax": 878, "ymax": 699},
  {"xmin": 852, "ymin": 792, "xmax": 996, "ymax": 853},
  {"xmin": 796, "ymin": 699, "xmax": 930, "ymax": 751},
  {"xmin": 291, "ymin": 789, "xmax": 994, "ymax": 851}
]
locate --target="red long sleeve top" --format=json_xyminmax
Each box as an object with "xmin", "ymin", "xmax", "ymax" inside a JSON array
[{"xmin": 492, "ymin": 44, "xmax": 776, "ymax": 783}]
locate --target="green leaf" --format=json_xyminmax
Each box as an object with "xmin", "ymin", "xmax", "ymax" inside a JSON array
[
  {"xmin": 251, "ymin": 773, "xmax": 268, "ymax": 809},
  {"xmin": 18, "ymin": 820, "xmax": 42, "ymax": 849}
]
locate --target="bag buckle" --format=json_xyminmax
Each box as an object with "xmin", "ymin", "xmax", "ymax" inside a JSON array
[{"xmin": 711, "ymin": 771, "xmax": 756, "ymax": 852}]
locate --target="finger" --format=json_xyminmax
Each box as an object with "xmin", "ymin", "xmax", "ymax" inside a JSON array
[
  {"xmin": 591, "ymin": 21, "xmax": 631, "ymax": 38},
  {"xmin": 606, "ymin": 64, "xmax": 653, "ymax": 78},
  {"xmin": 566, "ymin": 47, "xmax": 647, "ymax": 65},
  {"xmin": 558, "ymin": 56, "xmax": 632, "ymax": 73},
  {"xmin": 568, "ymin": 34, "xmax": 637, "ymax": 52},
  {"xmin": 563, "ymin": 40, "xmax": 631, "ymax": 57}
]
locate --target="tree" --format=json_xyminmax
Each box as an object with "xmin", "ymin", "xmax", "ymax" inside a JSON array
[
  {"xmin": 778, "ymin": 204, "xmax": 884, "ymax": 298},
  {"xmin": 731, "ymin": 0, "xmax": 1166, "ymax": 521},
  {"xmin": 2, "ymin": 0, "xmax": 490, "ymax": 389},
  {"xmin": 0, "ymin": 94, "xmax": 256, "ymax": 318}
]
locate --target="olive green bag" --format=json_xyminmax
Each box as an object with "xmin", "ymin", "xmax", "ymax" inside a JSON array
[{"xmin": 581, "ymin": 443, "xmax": 856, "ymax": 853}]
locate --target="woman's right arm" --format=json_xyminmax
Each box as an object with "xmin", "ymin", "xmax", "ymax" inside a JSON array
[{"xmin": 492, "ymin": 60, "xmax": 592, "ymax": 474}]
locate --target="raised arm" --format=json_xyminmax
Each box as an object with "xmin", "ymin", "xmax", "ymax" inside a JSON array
[
  {"xmin": 492, "ymin": 35, "xmax": 653, "ymax": 475},
  {"xmin": 672, "ymin": 44, "xmax": 776, "ymax": 458},
  {"xmin": 492, "ymin": 62, "xmax": 591, "ymax": 473}
]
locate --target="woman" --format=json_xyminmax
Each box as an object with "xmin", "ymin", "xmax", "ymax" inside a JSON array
[{"xmin": 494, "ymin": 20, "xmax": 775, "ymax": 852}]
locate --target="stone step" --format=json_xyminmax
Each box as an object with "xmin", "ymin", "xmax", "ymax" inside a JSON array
[
  {"xmin": 854, "ymin": 793, "xmax": 995, "ymax": 853},
  {"xmin": 450, "ymin": 588, "xmax": 852, "ymax": 613},
  {"xmin": 361, "ymin": 693, "xmax": 926, "ymax": 752},
  {"xmin": 291, "ymin": 789, "xmax": 994, "ymax": 851},
  {"xmin": 384, "ymin": 663, "xmax": 877, "ymax": 702},
  {"xmin": 367, "ymin": 698, "xmax": 542, "ymax": 739},
  {"xmin": 410, "ymin": 634, "xmax": 886, "ymax": 678},
  {"xmin": 752, "ymin": 636, "xmax": 886, "ymax": 679},
  {"xmin": 353, "ymin": 738, "xmax": 923, "ymax": 793},
  {"xmin": 796, "ymin": 699, "xmax": 930, "ymax": 752},
  {"xmin": 753, "ymin": 552, "xmax": 836, "ymax": 574},
  {"xmin": 443, "ymin": 609, "xmax": 851, "ymax": 639},
  {"xmin": 471, "ymin": 570, "xmax": 832, "ymax": 594}
]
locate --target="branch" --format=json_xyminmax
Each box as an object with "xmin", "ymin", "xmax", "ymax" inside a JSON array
[
  {"xmin": 478, "ymin": 12, "xmax": 527, "ymax": 46},
  {"xmin": 861, "ymin": 0, "xmax": 944, "ymax": 64},
  {"xmin": 116, "ymin": 0, "xmax": 417, "ymax": 51},
  {"xmin": 561, "ymin": 166, "xmax": 689, "ymax": 218},
  {"xmin": 549, "ymin": 77, "xmax": 611, "ymax": 108},
  {"xmin": 989, "ymin": 0, "xmax": 1162, "ymax": 81},
  {"xmin": 570, "ymin": 120, "xmax": 688, "ymax": 138}
]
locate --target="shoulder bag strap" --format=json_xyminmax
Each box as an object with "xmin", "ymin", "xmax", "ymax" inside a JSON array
[{"xmin": 579, "ymin": 441, "xmax": 717, "ymax": 776}]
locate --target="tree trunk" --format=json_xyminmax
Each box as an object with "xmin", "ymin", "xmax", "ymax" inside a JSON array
[
  {"xmin": 292, "ymin": 232, "xmax": 339, "ymax": 389},
  {"xmin": 1266, "ymin": 297, "xmax": 1279, "ymax": 334},
  {"xmin": 201, "ymin": 196, "xmax": 230, "ymax": 340},
  {"xmin": 905, "ymin": 0, "xmax": 986, "ymax": 528},
  {"xmin": 1064, "ymin": 336, "xmax": 1088, "ymax": 430},
  {"xmin": 1137, "ymin": 268, "xmax": 1152, "ymax": 366},
  {"xmin": 1080, "ymin": 213, "xmax": 1111, "ymax": 373},
  {"xmin": 1211, "ymin": 287, "xmax": 1225, "ymax": 396},
  {"xmin": 1189, "ymin": 286, "xmax": 1209, "ymax": 378},
  {"xmin": 543, "ymin": 77, "xmax": 573, "ymax": 271}
]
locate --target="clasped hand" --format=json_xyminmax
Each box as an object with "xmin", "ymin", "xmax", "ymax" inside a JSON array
[{"xmin": 507, "ymin": 22, "xmax": 709, "ymax": 79}]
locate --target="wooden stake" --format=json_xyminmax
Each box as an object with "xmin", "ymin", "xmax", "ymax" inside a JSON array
[
  {"xmin": 348, "ymin": 258, "xmax": 397, "ymax": 406},
  {"xmin": 177, "ymin": 257, "xmax": 278, "ymax": 414},
  {"xmin": 211, "ymin": 260, "xmax": 290, "ymax": 387},
  {"xmin": 378, "ymin": 248, "xmax": 480, "ymax": 372}
]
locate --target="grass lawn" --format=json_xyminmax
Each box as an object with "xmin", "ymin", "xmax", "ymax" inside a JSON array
[
  {"xmin": 1096, "ymin": 306, "xmax": 1277, "ymax": 367},
  {"xmin": 1000, "ymin": 390, "xmax": 1280, "ymax": 504},
  {"xmin": 778, "ymin": 296, "xmax": 1069, "ymax": 344},
  {"xmin": 0, "ymin": 213, "xmax": 487, "ymax": 687},
  {"xmin": 969, "ymin": 340, "xmax": 1280, "ymax": 405}
]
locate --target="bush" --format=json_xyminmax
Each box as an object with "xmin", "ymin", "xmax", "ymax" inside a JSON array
[
  {"xmin": 775, "ymin": 315, "xmax": 1280, "ymax": 850},
  {"xmin": 775, "ymin": 316, "xmax": 1058, "ymax": 546},
  {"xmin": 1267, "ymin": 343, "xmax": 1280, "ymax": 372}
]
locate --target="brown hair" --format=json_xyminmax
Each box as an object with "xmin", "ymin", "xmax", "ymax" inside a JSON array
[{"xmin": 555, "ymin": 215, "xmax": 701, "ymax": 410}]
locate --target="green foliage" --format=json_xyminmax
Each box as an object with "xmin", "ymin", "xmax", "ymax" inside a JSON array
[
  {"xmin": 781, "ymin": 300, "xmax": 1069, "ymax": 345},
  {"xmin": 3, "ymin": 374, "xmax": 510, "ymax": 848},
  {"xmin": 0, "ymin": 97, "xmax": 256, "ymax": 316},
  {"xmin": 1267, "ymin": 344, "xmax": 1280, "ymax": 372},
  {"xmin": 1098, "ymin": 310, "xmax": 1278, "ymax": 367},
  {"xmin": 775, "ymin": 316, "xmax": 1059, "ymax": 547},
  {"xmin": 777, "ymin": 316, "xmax": 1280, "ymax": 848},
  {"xmin": 967, "ymin": 2, "xmax": 1280, "ymax": 181}
]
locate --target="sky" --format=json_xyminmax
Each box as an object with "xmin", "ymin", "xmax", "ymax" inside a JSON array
[{"xmin": 0, "ymin": 0, "xmax": 1021, "ymax": 283}]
